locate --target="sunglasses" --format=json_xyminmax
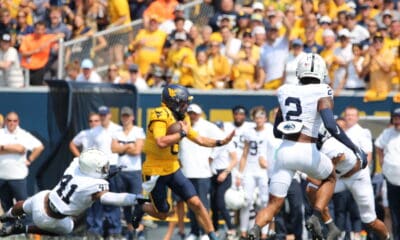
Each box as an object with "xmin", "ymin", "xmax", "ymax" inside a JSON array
[
  {"xmin": 89, "ymin": 119, "xmax": 100, "ymax": 122},
  {"xmin": 7, "ymin": 119, "xmax": 18, "ymax": 122}
]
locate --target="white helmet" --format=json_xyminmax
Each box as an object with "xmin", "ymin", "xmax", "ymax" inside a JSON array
[
  {"xmin": 296, "ymin": 53, "xmax": 327, "ymax": 83},
  {"xmin": 224, "ymin": 187, "xmax": 247, "ymax": 210},
  {"xmin": 79, "ymin": 149, "xmax": 110, "ymax": 179}
]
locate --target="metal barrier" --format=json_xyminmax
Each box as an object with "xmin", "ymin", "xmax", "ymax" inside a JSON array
[{"xmin": 57, "ymin": 0, "xmax": 208, "ymax": 79}]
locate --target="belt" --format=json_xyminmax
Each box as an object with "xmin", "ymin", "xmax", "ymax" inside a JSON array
[
  {"xmin": 45, "ymin": 194, "xmax": 67, "ymax": 219},
  {"xmin": 283, "ymin": 133, "xmax": 318, "ymax": 143},
  {"xmin": 341, "ymin": 160, "xmax": 361, "ymax": 178}
]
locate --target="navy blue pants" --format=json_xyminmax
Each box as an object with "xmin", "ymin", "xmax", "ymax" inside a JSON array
[
  {"xmin": 188, "ymin": 178, "xmax": 211, "ymax": 236},
  {"xmin": 86, "ymin": 166, "xmax": 122, "ymax": 236},
  {"xmin": 0, "ymin": 179, "xmax": 28, "ymax": 210},
  {"xmin": 332, "ymin": 190, "xmax": 361, "ymax": 238},
  {"xmin": 119, "ymin": 170, "xmax": 142, "ymax": 223},
  {"xmin": 387, "ymin": 180, "xmax": 400, "ymax": 240},
  {"xmin": 210, "ymin": 170, "xmax": 234, "ymax": 231},
  {"xmin": 275, "ymin": 179, "xmax": 303, "ymax": 240}
]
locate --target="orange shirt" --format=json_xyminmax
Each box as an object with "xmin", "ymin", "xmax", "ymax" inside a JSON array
[
  {"xmin": 143, "ymin": 0, "xmax": 178, "ymax": 22},
  {"xmin": 19, "ymin": 34, "xmax": 57, "ymax": 70}
]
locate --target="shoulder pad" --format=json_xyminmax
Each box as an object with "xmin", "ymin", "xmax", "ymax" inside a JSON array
[{"xmin": 149, "ymin": 107, "xmax": 171, "ymax": 122}]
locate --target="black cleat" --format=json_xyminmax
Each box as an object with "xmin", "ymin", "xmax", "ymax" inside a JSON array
[
  {"xmin": 326, "ymin": 224, "xmax": 341, "ymax": 240},
  {"xmin": 305, "ymin": 215, "xmax": 324, "ymax": 240},
  {"xmin": 131, "ymin": 205, "xmax": 145, "ymax": 229},
  {"xmin": 248, "ymin": 226, "xmax": 261, "ymax": 240},
  {"xmin": 0, "ymin": 214, "xmax": 14, "ymax": 223}
]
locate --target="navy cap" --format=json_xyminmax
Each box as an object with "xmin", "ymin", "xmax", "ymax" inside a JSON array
[{"xmin": 98, "ymin": 105, "xmax": 110, "ymax": 115}]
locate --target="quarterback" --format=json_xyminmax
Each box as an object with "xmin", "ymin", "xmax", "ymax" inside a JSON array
[
  {"xmin": 248, "ymin": 53, "xmax": 367, "ymax": 240},
  {"xmin": 133, "ymin": 84, "xmax": 234, "ymax": 240},
  {"xmin": 0, "ymin": 149, "xmax": 145, "ymax": 236}
]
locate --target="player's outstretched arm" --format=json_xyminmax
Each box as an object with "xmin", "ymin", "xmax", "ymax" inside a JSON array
[
  {"xmin": 93, "ymin": 191, "xmax": 139, "ymax": 207},
  {"xmin": 191, "ymin": 130, "xmax": 235, "ymax": 148}
]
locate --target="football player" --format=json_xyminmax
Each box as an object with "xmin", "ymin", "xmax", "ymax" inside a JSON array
[
  {"xmin": 304, "ymin": 126, "xmax": 390, "ymax": 240},
  {"xmin": 236, "ymin": 106, "xmax": 272, "ymax": 239},
  {"xmin": 0, "ymin": 149, "xmax": 146, "ymax": 237},
  {"xmin": 247, "ymin": 53, "xmax": 367, "ymax": 240},
  {"xmin": 134, "ymin": 84, "xmax": 234, "ymax": 240}
]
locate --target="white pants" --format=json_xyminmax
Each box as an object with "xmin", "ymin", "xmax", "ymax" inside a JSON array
[
  {"xmin": 335, "ymin": 168, "xmax": 377, "ymax": 223},
  {"xmin": 270, "ymin": 140, "xmax": 333, "ymax": 197},
  {"xmin": 240, "ymin": 173, "xmax": 269, "ymax": 232},
  {"xmin": 23, "ymin": 190, "xmax": 74, "ymax": 235}
]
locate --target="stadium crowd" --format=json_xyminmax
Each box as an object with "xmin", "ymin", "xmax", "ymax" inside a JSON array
[{"xmin": 0, "ymin": 0, "xmax": 398, "ymax": 100}]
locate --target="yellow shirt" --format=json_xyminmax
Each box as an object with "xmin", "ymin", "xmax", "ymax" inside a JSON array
[
  {"xmin": 193, "ymin": 64, "xmax": 214, "ymax": 90},
  {"xmin": 108, "ymin": 0, "xmax": 131, "ymax": 25},
  {"xmin": 208, "ymin": 54, "xmax": 231, "ymax": 81},
  {"xmin": 231, "ymin": 59, "xmax": 256, "ymax": 90},
  {"xmin": 142, "ymin": 105, "xmax": 198, "ymax": 176},
  {"xmin": 320, "ymin": 46, "xmax": 339, "ymax": 84},
  {"xmin": 327, "ymin": 1, "xmax": 352, "ymax": 20},
  {"xmin": 166, "ymin": 47, "xmax": 197, "ymax": 87},
  {"xmin": 131, "ymin": 29, "xmax": 167, "ymax": 75},
  {"xmin": 369, "ymin": 49, "xmax": 395, "ymax": 93}
]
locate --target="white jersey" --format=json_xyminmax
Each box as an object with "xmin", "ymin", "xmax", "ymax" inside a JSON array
[
  {"xmin": 224, "ymin": 121, "xmax": 254, "ymax": 158},
  {"xmin": 48, "ymin": 159, "xmax": 109, "ymax": 216},
  {"xmin": 72, "ymin": 129, "xmax": 91, "ymax": 152},
  {"xmin": 320, "ymin": 137, "xmax": 357, "ymax": 178},
  {"xmin": 112, "ymin": 126, "xmax": 146, "ymax": 171},
  {"xmin": 242, "ymin": 127, "xmax": 270, "ymax": 175},
  {"xmin": 277, "ymin": 83, "xmax": 333, "ymax": 138}
]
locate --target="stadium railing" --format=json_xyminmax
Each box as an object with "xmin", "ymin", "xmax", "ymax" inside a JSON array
[{"xmin": 57, "ymin": 0, "xmax": 208, "ymax": 79}]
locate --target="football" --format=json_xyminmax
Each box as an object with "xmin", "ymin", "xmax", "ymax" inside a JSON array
[{"xmin": 167, "ymin": 122, "xmax": 182, "ymax": 135}]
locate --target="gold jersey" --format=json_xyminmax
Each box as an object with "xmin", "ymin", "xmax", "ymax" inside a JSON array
[{"xmin": 142, "ymin": 105, "xmax": 198, "ymax": 176}]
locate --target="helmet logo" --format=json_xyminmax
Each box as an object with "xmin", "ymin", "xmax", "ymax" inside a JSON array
[{"xmin": 168, "ymin": 88, "xmax": 177, "ymax": 97}]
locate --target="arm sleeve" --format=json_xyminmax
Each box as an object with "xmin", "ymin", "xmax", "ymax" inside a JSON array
[
  {"xmin": 320, "ymin": 108, "xmax": 357, "ymax": 153},
  {"xmin": 100, "ymin": 192, "xmax": 137, "ymax": 206},
  {"xmin": 273, "ymin": 111, "xmax": 284, "ymax": 138}
]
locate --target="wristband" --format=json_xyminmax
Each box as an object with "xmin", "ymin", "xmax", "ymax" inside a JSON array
[
  {"xmin": 216, "ymin": 140, "xmax": 222, "ymax": 146},
  {"xmin": 180, "ymin": 130, "xmax": 187, "ymax": 139}
]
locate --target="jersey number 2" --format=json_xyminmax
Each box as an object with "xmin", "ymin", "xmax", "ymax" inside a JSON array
[
  {"xmin": 56, "ymin": 175, "xmax": 77, "ymax": 204},
  {"xmin": 285, "ymin": 97, "xmax": 302, "ymax": 121}
]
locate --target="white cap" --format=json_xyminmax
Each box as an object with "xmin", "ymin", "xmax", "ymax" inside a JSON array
[
  {"xmin": 322, "ymin": 29, "xmax": 336, "ymax": 38},
  {"xmin": 252, "ymin": 2, "xmax": 264, "ymax": 10},
  {"xmin": 252, "ymin": 26, "xmax": 266, "ymax": 36},
  {"xmin": 187, "ymin": 104, "xmax": 202, "ymax": 114},
  {"xmin": 319, "ymin": 15, "xmax": 332, "ymax": 24},
  {"xmin": 347, "ymin": 1, "xmax": 357, "ymax": 9},
  {"xmin": 338, "ymin": 28, "xmax": 350, "ymax": 38}
]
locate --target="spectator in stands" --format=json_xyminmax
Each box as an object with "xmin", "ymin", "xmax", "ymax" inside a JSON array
[
  {"xmin": 189, "ymin": 26, "xmax": 202, "ymax": 49},
  {"xmin": 129, "ymin": 15, "xmax": 167, "ymax": 77},
  {"xmin": 85, "ymin": 0, "xmax": 109, "ymax": 31},
  {"xmin": 19, "ymin": 21, "xmax": 60, "ymax": 85},
  {"xmin": 231, "ymin": 41, "xmax": 257, "ymax": 90},
  {"xmin": 31, "ymin": 0, "xmax": 50, "ymax": 23},
  {"xmin": 111, "ymin": 106, "xmax": 146, "ymax": 240},
  {"xmin": 361, "ymin": 19, "xmax": 380, "ymax": 49},
  {"xmin": 196, "ymin": 25, "xmax": 212, "ymax": 53},
  {"xmin": 126, "ymin": 63, "xmax": 149, "ymax": 91},
  {"xmin": 257, "ymin": 16, "xmax": 291, "ymax": 90},
  {"xmin": 332, "ymin": 28, "xmax": 353, "ymax": 91},
  {"xmin": 76, "ymin": 58, "xmax": 102, "ymax": 83},
  {"xmin": 159, "ymin": 4, "xmax": 193, "ymax": 35},
  {"xmin": 107, "ymin": 0, "xmax": 131, "ymax": 65},
  {"xmin": 338, "ymin": 43, "xmax": 367, "ymax": 93},
  {"xmin": 386, "ymin": 20, "xmax": 400, "ymax": 58},
  {"xmin": 234, "ymin": 13, "xmax": 250, "ymax": 39},
  {"xmin": 363, "ymin": 33, "xmax": 395, "ymax": 101},
  {"xmin": 47, "ymin": 7, "xmax": 72, "ymax": 40},
  {"xmin": 208, "ymin": 0, "xmax": 238, "ymax": 32},
  {"xmin": 0, "ymin": 9, "xmax": 17, "ymax": 38},
  {"xmin": 64, "ymin": 60, "xmax": 80, "ymax": 81},
  {"xmin": 252, "ymin": 26, "xmax": 266, "ymax": 47},
  {"xmin": 0, "ymin": 111, "xmax": 44, "ymax": 211},
  {"xmin": 129, "ymin": 0, "xmax": 150, "ymax": 21},
  {"xmin": 0, "ymin": 33, "xmax": 24, "ymax": 88},
  {"xmin": 69, "ymin": 112, "xmax": 101, "ymax": 156},
  {"xmin": 207, "ymin": 34, "xmax": 230, "ymax": 89},
  {"xmin": 143, "ymin": 0, "xmax": 179, "ymax": 26},
  {"xmin": 166, "ymin": 32, "xmax": 197, "ymax": 87},
  {"xmin": 147, "ymin": 64, "xmax": 165, "ymax": 88},
  {"xmin": 220, "ymin": 26, "xmax": 241, "ymax": 63},
  {"xmin": 15, "ymin": 11, "xmax": 34, "ymax": 49},
  {"xmin": 375, "ymin": 0, "xmax": 400, "ymax": 28},
  {"xmin": 106, "ymin": 64, "xmax": 122, "ymax": 83},
  {"xmin": 283, "ymin": 39, "xmax": 306, "ymax": 85},
  {"xmin": 193, "ymin": 51, "xmax": 214, "ymax": 89},
  {"xmin": 346, "ymin": 11, "xmax": 370, "ymax": 44},
  {"xmin": 303, "ymin": 26, "xmax": 324, "ymax": 54},
  {"xmin": 164, "ymin": 17, "xmax": 192, "ymax": 51}
]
